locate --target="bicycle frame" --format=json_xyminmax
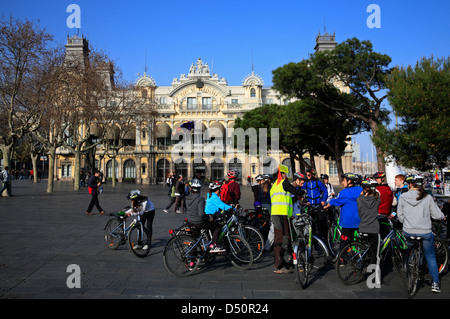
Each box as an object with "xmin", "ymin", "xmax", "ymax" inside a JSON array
[{"xmin": 109, "ymin": 214, "xmax": 141, "ymax": 240}]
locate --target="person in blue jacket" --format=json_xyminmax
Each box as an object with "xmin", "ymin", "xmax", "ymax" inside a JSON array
[
  {"xmin": 324, "ymin": 173, "xmax": 362, "ymax": 253},
  {"xmin": 205, "ymin": 181, "xmax": 233, "ymax": 253},
  {"xmin": 302, "ymin": 169, "xmax": 328, "ymax": 239}
]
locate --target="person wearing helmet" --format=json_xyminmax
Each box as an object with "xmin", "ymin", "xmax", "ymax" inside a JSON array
[
  {"xmin": 124, "ymin": 190, "xmax": 155, "ymax": 249},
  {"xmin": 221, "ymin": 170, "xmax": 241, "ymax": 205},
  {"xmin": 270, "ymin": 165, "xmax": 305, "ymax": 274},
  {"xmin": 372, "ymin": 171, "xmax": 394, "ymax": 239},
  {"xmin": 292, "ymin": 172, "xmax": 308, "ymax": 216},
  {"xmin": 252, "ymin": 174, "xmax": 272, "ymax": 211},
  {"xmin": 397, "ymin": 175, "xmax": 445, "ymax": 293},
  {"xmin": 324, "ymin": 173, "xmax": 362, "ymax": 253},
  {"xmin": 320, "ymin": 174, "xmax": 335, "ymax": 204},
  {"xmin": 186, "ymin": 179, "xmax": 208, "ymax": 234},
  {"xmin": 204, "ymin": 181, "xmax": 233, "ymax": 253},
  {"xmin": 357, "ymin": 179, "xmax": 381, "ymax": 265}
]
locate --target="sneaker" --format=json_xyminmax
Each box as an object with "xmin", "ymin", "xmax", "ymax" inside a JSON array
[
  {"xmin": 163, "ymin": 209, "xmax": 169, "ymax": 214},
  {"xmin": 209, "ymin": 244, "xmax": 226, "ymax": 253},
  {"xmin": 176, "ymin": 210, "xmax": 182, "ymax": 214},
  {"xmin": 133, "ymin": 244, "xmax": 142, "ymax": 250},
  {"xmin": 431, "ymin": 282, "xmax": 441, "ymax": 293}
]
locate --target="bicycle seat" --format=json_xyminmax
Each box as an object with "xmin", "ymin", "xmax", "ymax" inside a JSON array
[{"xmin": 406, "ymin": 236, "xmax": 423, "ymax": 242}]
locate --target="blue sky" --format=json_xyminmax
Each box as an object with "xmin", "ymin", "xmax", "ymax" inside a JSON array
[{"xmin": 1, "ymin": 0, "xmax": 449, "ymax": 159}]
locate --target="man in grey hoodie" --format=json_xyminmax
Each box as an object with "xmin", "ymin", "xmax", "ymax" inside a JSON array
[{"xmin": 397, "ymin": 175, "xmax": 445, "ymax": 293}]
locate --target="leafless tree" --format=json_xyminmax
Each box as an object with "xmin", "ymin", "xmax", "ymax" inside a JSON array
[
  {"xmin": 98, "ymin": 81, "xmax": 157, "ymax": 187},
  {"xmin": 0, "ymin": 16, "xmax": 54, "ymax": 168}
]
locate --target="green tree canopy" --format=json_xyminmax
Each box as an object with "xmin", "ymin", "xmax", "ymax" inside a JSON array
[
  {"xmin": 373, "ymin": 56, "xmax": 450, "ymax": 170},
  {"xmin": 272, "ymin": 37, "xmax": 391, "ymax": 170}
]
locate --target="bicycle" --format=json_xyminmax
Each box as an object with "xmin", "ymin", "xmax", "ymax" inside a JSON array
[
  {"xmin": 326, "ymin": 206, "xmax": 342, "ymax": 257},
  {"xmin": 104, "ymin": 209, "xmax": 151, "ymax": 258},
  {"xmin": 233, "ymin": 207, "xmax": 265, "ymax": 262},
  {"xmin": 163, "ymin": 210, "xmax": 253, "ymax": 277},
  {"xmin": 403, "ymin": 235, "xmax": 449, "ymax": 298},
  {"xmin": 291, "ymin": 211, "xmax": 330, "ymax": 289},
  {"xmin": 335, "ymin": 218, "xmax": 410, "ymax": 285},
  {"xmin": 178, "ymin": 207, "xmax": 265, "ymax": 262},
  {"xmin": 242, "ymin": 206, "xmax": 271, "ymax": 239}
]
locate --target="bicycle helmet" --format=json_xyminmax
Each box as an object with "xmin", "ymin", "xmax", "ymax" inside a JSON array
[
  {"xmin": 306, "ymin": 168, "xmax": 317, "ymax": 176},
  {"xmin": 293, "ymin": 172, "xmax": 307, "ymax": 181},
  {"xmin": 255, "ymin": 174, "xmax": 264, "ymax": 182},
  {"xmin": 406, "ymin": 175, "xmax": 424, "ymax": 186},
  {"xmin": 189, "ymin": 178, "xmax": 202, "ymax": 190},
  {"xmin": 320, "ymin": 174, "xmax": 329, "ymax": 179},
  {"xmin": 361, "ymin": 179, "xmax": 377, "ymax": 189},
  {"xmin": 127, "ymin": 189, "xmax": 141, "ymax": 200},
  {"xmin": 209, "ymin": 180, "xmax": 222, "ymax": 191},
  {"xmin": 341, "ymin": 173, "xmax": 357, "ymax": 181},
  {"xmin": 372, "ymin": 171, "xmax": 386, "ymax": 179},
  {"xmin": 227, "ymin": 170, "xmax": 239, "ymax": 179}
]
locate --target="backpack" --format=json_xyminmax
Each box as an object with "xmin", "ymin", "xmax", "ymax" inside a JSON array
[{"xmin": 220, "ymin": 181, "xmax": 232, "ymax": 203}]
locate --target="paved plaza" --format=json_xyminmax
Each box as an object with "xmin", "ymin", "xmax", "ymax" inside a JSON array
[{"xmin": 1, "ymin": 179, "xmax": 449, "ymax": 301}]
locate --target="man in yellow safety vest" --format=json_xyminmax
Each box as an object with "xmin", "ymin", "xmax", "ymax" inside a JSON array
[{"xmin": 270, "ymin": 165, "xmax": 306, "ymax": 274}]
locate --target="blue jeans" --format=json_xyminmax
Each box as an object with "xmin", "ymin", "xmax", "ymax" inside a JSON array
[{"xmin": 403, "ymin": 231, "xmax": 439, "ymax": 283}]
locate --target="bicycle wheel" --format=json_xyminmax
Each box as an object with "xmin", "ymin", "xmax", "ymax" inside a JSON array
[
  {"xmin": 128, "ymin": 224, "xmax": 151, "ymax": 258},
  {"xmin": 435, "ymin": 238, "xmax": 449, "ymax": 274},
  {"xmin": 336, "ymin": 241, "xmax": 371, "ymax": 285},
  {"xmin": 163, "ymin": 235, "xmax": 201, "ymax": 277},
  {"xmin": 403, "ymin": 247, "xmax": 421, "ymax": 299},
  {"xmin": 295, "ymin": 243, "xmax": 309, "ymax": 289},
  {"xmin": 240, "ymin": 225, "xmax": 264, "ymax": 262},
  {"xmin": 311, "ymin": 236, "xmax": 330, "ymax": 270},
  {"xmin": 391, "ymin": 239, "xmax": 405, "ymax": 277},
  {"xmin": 225, "ymin": 234, "xmax": 253, "ymax": 270},
  {"xmin": 327, "ymin": 225, "xmax": 341, "ymax": 257},
  {"xmin": 104, "ymin": 218, "xmax": 124, "ymax": 250}
]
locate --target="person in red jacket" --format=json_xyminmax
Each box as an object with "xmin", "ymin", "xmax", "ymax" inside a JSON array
[
  {"xmin": 221, "ymin": 170, "xmax": 241, "ymax": 204},
  {"xmin": 373, "ymin": 171, "xmax": 394, "ymax": 239}
]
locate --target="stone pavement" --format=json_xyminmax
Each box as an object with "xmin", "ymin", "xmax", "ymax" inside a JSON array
[{"xmin": 1, "ymin": 179, "xmax": 449, "ymax": 302}]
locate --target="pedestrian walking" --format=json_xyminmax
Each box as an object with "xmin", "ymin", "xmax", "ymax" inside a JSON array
[
  {"xmin": 0, "ymin": 166, "xmax": 12, "ymax": 197},
  {"xmin": 85, "ymin": 170, "xmax": 104, "ymax": 215}
]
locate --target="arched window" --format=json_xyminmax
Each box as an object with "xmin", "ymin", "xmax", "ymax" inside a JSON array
[
  {"xmin": 250, "ymin": 88, "xmax": 256, "ymax": 97},
  {"xmin": 123, "ymin": 159, "xmax": 136, "ymax": 179}
]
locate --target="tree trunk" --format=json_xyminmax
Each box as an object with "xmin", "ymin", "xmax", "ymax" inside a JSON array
[
  {"xmin": 73, "ymin": 150, "xmax": 81, "ymax": 191},
  {"xmin": 31, "ymin": 152, "xmax": 39, "ymax": 183},
  {"xmin": 370, "ymin": 121, "xmax": 385, "ymax": 171},
  {"xmin": 111, "ymin": 156, "xmax": 117, "ymax": 187},
  {"xmin": 0, "ymin": 144, "xmax": 13, "ymax": 168},
  {"xmin": 47, "ymin": 147, "xmax": 56, "ymax": 193}
]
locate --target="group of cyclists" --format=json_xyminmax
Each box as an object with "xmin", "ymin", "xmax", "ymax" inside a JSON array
[{"xmin": 121, "ymin": 165, "xmax": 447, "ymax": 293}]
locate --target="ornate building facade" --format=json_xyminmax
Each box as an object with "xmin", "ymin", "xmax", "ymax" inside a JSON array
[{"xmin": 55, "ymin": 32, "xmax": 352, "ymax": 185}]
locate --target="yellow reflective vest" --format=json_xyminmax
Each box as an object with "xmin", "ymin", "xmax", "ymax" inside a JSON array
[{"xmin": 270, "ymin": 179, "xmax": 293, "ymax": 217}]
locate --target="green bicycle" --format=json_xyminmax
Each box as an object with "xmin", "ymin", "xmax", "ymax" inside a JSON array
[{"xmin": 335, "ymin": 218, "xmax": 409, "ymax": 285}]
